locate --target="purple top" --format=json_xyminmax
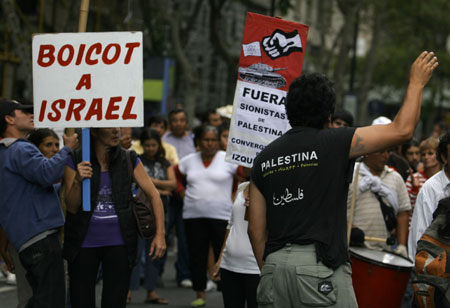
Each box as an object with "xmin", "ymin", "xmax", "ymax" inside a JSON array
[
  {"xmin": 67, "ymin": 156, "xmax": 140, "ymax": 248},
  {"xmin": 81, "ymin": 171, "xmax": 125, "ymax": 247}
]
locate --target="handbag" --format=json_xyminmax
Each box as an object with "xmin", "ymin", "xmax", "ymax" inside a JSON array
[{"xmin": 126, "ymin": 150, "xmax": 156, "ymax": 239}]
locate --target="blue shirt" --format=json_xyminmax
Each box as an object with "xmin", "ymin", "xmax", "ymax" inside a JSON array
[
  {"xmin": 0, "ymin": 138, "xmax": 69, "ymax": 250},
  {"xmin": 162, "ymin": 131, "xmax": 195, "ymax": 159}
]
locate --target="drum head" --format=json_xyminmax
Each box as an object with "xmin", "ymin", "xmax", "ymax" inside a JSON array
[{"xmin": 349, "ymin": 246, "xmax": 413, "ymax": 270}]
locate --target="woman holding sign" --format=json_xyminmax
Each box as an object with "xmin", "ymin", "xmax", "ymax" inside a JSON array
[{"xmin": 63, "ymin": 127, "xmax": 166, "ymax": 308}]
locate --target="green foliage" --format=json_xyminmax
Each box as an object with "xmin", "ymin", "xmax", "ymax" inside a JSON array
[{"xmin": 372, "ymin": 0, "xmax": 450, "ymax": 88}]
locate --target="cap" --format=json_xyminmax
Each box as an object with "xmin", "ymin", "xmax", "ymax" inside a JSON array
[
  {"xmin": 371, "ymin": 116, "xmax": 392, "ymax": 126},
  {"xmin": 0, "ymin": 99, "xmax": 33, "ymax": 135},
  {"xmin": 217, "ymin": 105, "xmax": 233, "ymax": 119}
]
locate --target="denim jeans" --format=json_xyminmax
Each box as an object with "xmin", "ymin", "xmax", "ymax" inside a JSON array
[
  {"xmin": 129, "ymin": 237, "xmax": 159, "ymax": 291},
  {"xmin": 166, "ymin": 197, "xmax": 191, "ymax": 283},
  {"xmin": 18, "ymin": 232, "xmax": 65, "ymax": 308}
]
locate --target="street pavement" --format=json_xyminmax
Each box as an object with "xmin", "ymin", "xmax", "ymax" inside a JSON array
[{"xmin": 0, "ymin": 254, "xmax": 224, "ymax": 308}]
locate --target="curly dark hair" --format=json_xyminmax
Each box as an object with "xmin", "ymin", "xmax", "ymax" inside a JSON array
[
  {"xmin": 28, "ymin": 128, "xmax": 59, "ymax": 148},
  {"xmin": 285, "ymin": 73, "xmax": 335, "ymax": 129},
  {"xmin": 437, "ymin": 131, "xmax": 450, "ymax": 164}
]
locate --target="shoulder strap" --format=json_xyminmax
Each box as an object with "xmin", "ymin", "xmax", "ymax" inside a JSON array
[
  {"xmin": 374, "ymin": 193, "xmax": 397, "ymax": 232},
  {"xmin": 125, "ymin": 150, "xmax": 136, "ymax": 184}
]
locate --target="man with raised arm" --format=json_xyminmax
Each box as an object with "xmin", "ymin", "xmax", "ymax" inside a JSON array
[
  {"xmin": 248, "ymin": 52, "xmax": 438, "ymax": 308},
  {"xmin": 0, "ymin": 99, "xmax": 79, "ymax": 308}
]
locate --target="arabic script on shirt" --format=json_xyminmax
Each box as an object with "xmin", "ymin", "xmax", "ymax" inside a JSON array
[{"xmin": 273, "ymin": 188, "xmax": 304, "ymax": 206}]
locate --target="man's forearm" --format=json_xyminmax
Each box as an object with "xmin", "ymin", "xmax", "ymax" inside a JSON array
[
  {"xmin": 397, "ymin": 211, "xmax": 409, "ymax": 245},
  {"xmin": 248, "ymin": 181, "xmax": 267, "ymax": 270},
  {"xmin": 392, "ymin": 84, "xmax": 424, "ymax": 139},
  {"xmin": 249, "ymin": 231, "xmax": 266, "ymax": 270}
]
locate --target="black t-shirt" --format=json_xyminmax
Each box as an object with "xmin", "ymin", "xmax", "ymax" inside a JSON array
[
  {"xmin": 139, "ymin": 156, "xmax": 170, "ymax": 181},
  {"xmin": 251, "ymin": 126, "xmax": 356, "ymax": 269}
]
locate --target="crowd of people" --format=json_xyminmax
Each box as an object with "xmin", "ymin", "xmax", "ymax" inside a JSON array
[{"xmin": 0, "ymin": 51, "xmax": 444, "ymax": 308}]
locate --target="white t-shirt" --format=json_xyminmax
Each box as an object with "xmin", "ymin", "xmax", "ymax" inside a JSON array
[
  {"xmin": 221, "ymin": 182, "xmax": 260, "ymax": 275},
  {"xmin": 408, "ymin": 169, "xmax": 450, "ymax": 260},
  {"xmin": 178, "ymin": 151, "xmax": 238, "ymax": 220}
]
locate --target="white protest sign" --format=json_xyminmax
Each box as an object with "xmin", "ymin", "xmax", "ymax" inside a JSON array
[
  {"xmin": 32, "ymin": 31, "xmax": 143, "ymax": 128},
  {"xmin": 227, "ymin": 81, "xmax": 289, "ymax": 167},
  {"xmin": 225, "ymin": 13, "xmax": 309, "ymax": 167}
]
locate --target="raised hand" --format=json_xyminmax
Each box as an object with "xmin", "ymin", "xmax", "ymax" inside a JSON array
[{"xmin": 410, "ymin": 51, "xmax": 439, "ymax": 87}]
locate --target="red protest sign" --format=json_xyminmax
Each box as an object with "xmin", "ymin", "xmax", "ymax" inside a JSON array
[
  {"xmin": 238, "ymin": 13, "xmax": 309, "ymax": 92},
  {"xmin": 226, "ymin": 13, "xmax": 309, "ymax": 167}
]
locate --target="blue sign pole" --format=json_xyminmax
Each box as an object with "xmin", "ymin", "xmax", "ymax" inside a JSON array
[
  {"xmin": 161, "ymin": 57, "xmax": 171, "ymax": 115},
  {"xmin": 82, "ymin": 128, "xmax": 91, "ymax": 211}
]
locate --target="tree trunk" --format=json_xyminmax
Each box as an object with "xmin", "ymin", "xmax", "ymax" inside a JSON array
[
  {"xmin": 356, "ymin": 4, "xmax": 385, "ymax": 126},
  {"xmin": 158, "ymin": 0, "xmax": 200, "ymax": 124},
  {"xmin": 2, "ymin": 0, "xmax": 33, "ymax": 100},
  {"xmin": 333, "ymin": 0, "xmax": 363, "ymax": 109},
  {"xmin": 208, "ymin": 0, "xmax": 239, "ymax": 106}
]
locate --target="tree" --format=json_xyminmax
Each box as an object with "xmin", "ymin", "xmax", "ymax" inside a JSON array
[
  {"xmin": 370, "ymin": 0, "xmax": 450, "ymax": 132},
  {"xmin": 208, "ymin": 0, "xmax": 240, "ymax": 106},
  {"xmin": 2, "ymin": 0, "xmax": 33, "ymax": 100},
  {"xmin": 286, "ymin": 0, "xmax": 450, "ymax": 130},
  {"xmin": 153, "ymin": 0, "xmax": 203, "ymax": 124}
]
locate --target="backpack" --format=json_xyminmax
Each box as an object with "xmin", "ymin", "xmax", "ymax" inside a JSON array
[{"xmin": 413, "ymin": 197, "xmax": 450, "ymax": 308}]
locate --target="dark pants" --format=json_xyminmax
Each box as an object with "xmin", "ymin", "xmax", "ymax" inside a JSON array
[
  {"xmin": 18, "ymin": 232, "xmax": 65, "ymax": 308},
  {"xmin": 68, "ymin": 245, "xmax": 131, "ymax": 308},
  {"xmin": 184, "ymin": 218, "xmax": 227, "ymax": 291},
  {"xmin": 221, "ymin": 268, "xmax": 260, "ymax": 308},
  {"xmin": 166, "ymin": 197, "xmax": 191, "ymax": 283},
  {"xmin": 153, "ymin": 195, "xmax": 169, "ymax": 277},
  {"xmin": 129, "ymin": 237, "xmax": 158, "ymax": 291}
]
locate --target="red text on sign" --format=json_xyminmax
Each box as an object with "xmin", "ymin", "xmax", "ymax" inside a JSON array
[
  {"xmin": 76, "ymin": 74, "xmax": 92, "ymax": 90},
  {"xmin": 36, "ymin": 42, "xmax": 141, "ymax": 67},
  {"xmin": 38, "ymin": 96, "xmax": 137, "ymax": 122}
]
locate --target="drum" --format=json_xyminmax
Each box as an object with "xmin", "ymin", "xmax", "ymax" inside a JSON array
[{"xmin": 349, "ymin": 247, "xmax": 413, "ymax": 308}]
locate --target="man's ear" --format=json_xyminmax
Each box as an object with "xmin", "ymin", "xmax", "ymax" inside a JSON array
[{"xmin": 4, "ymin": 114, "xmax": 15, "ymax": 125}]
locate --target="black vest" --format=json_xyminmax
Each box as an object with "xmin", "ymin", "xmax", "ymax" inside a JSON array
[{"xmin": 63, "ymin": 146, "xmax": 138, "ymax": 267}]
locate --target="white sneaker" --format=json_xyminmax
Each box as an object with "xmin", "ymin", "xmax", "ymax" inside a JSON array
[
  {"xmin": 205, "ymin": 279, "xmax": 217, "ymax": 292},
  {"xmin": 6, "ymin": 273, "xmax": 16, "ymax": 285},
  {"xmin": 180, "ymin": 279, "xmax": 193, "ymax": 288}
]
